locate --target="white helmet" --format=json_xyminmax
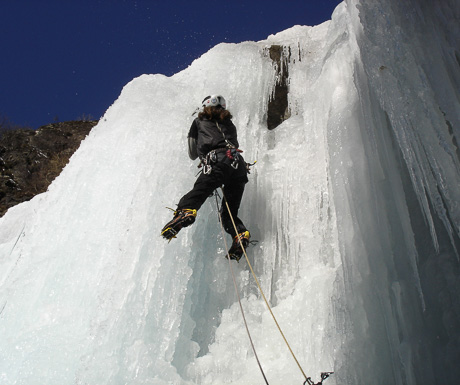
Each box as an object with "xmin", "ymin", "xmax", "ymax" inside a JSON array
[{"xmin": 202, "ymin": 95, "xmax": 226, "ymax": 109}]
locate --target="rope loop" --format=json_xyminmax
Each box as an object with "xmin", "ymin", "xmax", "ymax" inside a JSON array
[
  {"xmin": 215, "ymin": 188, "xmax": 333, "ymax": 385},
  {"xmin": 214, "ymin": 193, "xmax": 270, "ymax": 385}
]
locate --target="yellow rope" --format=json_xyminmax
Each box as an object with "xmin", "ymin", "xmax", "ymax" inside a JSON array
[
  {"xmin": 221, "ymin": 187, "xmax": 308, "ymax": 381},
  {"xmin": 216, "ymin": 194, "xmax": 269, "ymax": 384}
]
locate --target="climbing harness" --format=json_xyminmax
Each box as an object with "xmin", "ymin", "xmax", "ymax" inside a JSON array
[
  {"xmin": 215, "ymin": 189, "xmax": 333, "ymax": 385},
  {"xmin": 200, "ymin": 121, "xmax": 240, "ymax": 175},
  {"xmin": 200, "ymin": 147, "xmax": 243, "ymax": 175},
  {"xmin": 195, "ymin": 120, "xmax": 253, "ymax": 176}
]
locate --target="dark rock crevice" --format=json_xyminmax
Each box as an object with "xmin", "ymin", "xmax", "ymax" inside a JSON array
[{"xmin": 267, "ymin": 45, "xmax": 291, "ymax": 130}]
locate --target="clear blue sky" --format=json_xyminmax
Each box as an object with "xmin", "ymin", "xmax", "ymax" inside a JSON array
[{"xmin": 1, "ymin": 0, "xmax": 341, "ymax": 129}]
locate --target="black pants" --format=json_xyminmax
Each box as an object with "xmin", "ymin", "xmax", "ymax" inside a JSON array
[{"xmin": 177, "ymin": 156, "xmax": 248, "ymax": 238}]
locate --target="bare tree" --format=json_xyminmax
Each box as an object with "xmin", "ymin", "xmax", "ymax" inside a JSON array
[{"xmin": 0, "ymin": 116, "xmax": 30, "ymax": 138}]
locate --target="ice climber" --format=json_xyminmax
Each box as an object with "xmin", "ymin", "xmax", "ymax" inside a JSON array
[{"xmin": 161, "ymin": 95, "xmax": 250, "ymax": 261}]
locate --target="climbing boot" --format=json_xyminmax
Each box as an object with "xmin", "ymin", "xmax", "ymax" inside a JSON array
[
  {"xmin": 161, "ymin": 209, "xmax": 197, "ymax": 240},
  {"xmin": 227, "ymin": 230, "xmax": 250, "ymax": 261}
]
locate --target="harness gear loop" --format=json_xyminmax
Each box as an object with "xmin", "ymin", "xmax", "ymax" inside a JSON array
[
  {"xmin": 202, "ymin": 149, "xmax": 218, "ymax": 175},
  {"xmin": 214, "ymin": 193, "xmax": 270, "ymax": 385},
  {"xmin": 226, "ymin": 148, "xmax": 242, "ymax": 169}
]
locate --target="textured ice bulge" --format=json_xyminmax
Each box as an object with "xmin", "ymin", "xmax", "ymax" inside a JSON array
[{"xmin": 1, "ymin": 0, "xmax": 459, "ymax": 384}]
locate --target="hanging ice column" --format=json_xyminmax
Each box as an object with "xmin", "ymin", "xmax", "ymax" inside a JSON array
[
  {"xmin": 324, "ymin": 0, "xmax": 460, "ymax": 384},
  {"xmin": 0, "ymin": 0, "xmax": 459, "ymax": 384}
]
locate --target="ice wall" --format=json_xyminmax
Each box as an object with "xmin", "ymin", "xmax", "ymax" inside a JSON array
[
  {"xmin": 1, "ymin": 0, "xmax": 459, "ymax": 384},
  {"xmin": 331, "ymin": 1, "xmax": 460, "ymax": 383}
]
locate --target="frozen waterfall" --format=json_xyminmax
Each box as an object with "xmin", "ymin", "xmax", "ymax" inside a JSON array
[{"xmin": 1, "ymin": 0, "xmax": 459, "ymax": 384}]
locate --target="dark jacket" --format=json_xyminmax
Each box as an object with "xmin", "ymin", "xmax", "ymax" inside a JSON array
[{"xmin": 188, "ymin": 117, "xmax": 239, "ymax": 159}]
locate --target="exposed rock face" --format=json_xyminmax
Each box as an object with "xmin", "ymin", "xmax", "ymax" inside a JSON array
[
  {"xmin": 267, "ymin": 45, "xmax": 290, "ymax": 130},
  {"xmin": 0, "ymin": 120, "xmax": 97, "ymax": 217}
]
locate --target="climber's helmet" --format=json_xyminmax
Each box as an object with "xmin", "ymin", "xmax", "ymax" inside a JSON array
[{"xmin": 202, "ymin": 95, "xmax": 226, "ymax": 109}]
